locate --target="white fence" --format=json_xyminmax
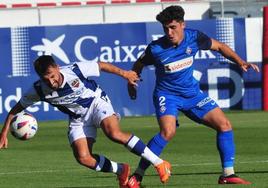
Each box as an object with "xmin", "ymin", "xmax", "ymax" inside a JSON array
[
  {"xmin": 0, "ymin": 0, "xmax": 263, "ymax": 62},
  {"xmin": 0, "ymin": 1, "xmax": 210, "ymax": 27}
]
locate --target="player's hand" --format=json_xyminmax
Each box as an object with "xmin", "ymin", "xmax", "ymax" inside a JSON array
[
  {"xmin": 0, "ymin": 132, "xmax": 8, "ymax": 149},
  {"xmin": 240, "ymin": 62, "xmax": 260, "ymax": 72},
  {"xmin": 123, "ymin": 70, "xmax": 140, "ymax": 86},
  {"xmin": 128, "ymin": 83, "xmax": 137, "ymax": 100}
]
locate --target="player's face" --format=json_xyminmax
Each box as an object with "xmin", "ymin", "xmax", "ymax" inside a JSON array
[
  {"xmin": 41, "ymin": 65, "xmax": 63, "ymax": 90},
  {"xmin": 163, "ymin": 20, "xmax": 185, "ymax": 45}
]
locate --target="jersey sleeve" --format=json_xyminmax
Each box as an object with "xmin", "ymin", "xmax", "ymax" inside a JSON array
[
  {"xmin": 76, "ymin": 62, "xmax": 100, "ymax": 78},
  {"xmin": 19, "ymin": 86, "xmax": 41, "ymax": 108},
  {"xmin": 196, "ymin": 31, "xmax": 212, "ymax": 50},
  {"xmin": 139, "ymin": 45, "xmax": 155, "ymax": 66}
]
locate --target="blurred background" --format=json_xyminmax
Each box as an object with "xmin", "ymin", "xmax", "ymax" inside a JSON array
[{"xmin": 0, "ymin": 0, "xmax": 267, "ymax": 122}]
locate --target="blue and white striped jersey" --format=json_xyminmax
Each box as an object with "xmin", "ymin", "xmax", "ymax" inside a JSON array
[
  {"xmin": 140, "ymin": 29, "xmax": 212, "ymax": 97},
  {"xmin": 20, "ymin": 62, "xmax": 105, "ymax": 119}
]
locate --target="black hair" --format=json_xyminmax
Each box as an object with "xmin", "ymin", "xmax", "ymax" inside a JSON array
[
  {"xmin": 34, "ymin": 55, "xmax": 57, "ymax": 76},
  {"xmin": 156, "ymin": 5, "xmax": 185, "ymax": 25}
]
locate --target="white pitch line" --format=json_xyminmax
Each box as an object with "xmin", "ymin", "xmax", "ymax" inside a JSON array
[
  {"xmin": 172, "ymin": 160, "xmax": 268, "ymax": 167},
  {"xmin": 0, "ymin": 160, "xmax": 267, "ymax": 176}
]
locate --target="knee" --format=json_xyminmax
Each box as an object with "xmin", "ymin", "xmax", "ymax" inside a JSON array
[
  {"xmin": 218, "ymin": 119, "xmax": 232, "ymax": 132},
  {"xmin": 160, "ymin": 129, "xmax": 175, "ymax": 141}
]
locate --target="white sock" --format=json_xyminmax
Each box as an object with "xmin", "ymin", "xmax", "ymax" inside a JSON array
[
  {"xmin": 126, "ymin": 135, "xmax": 163, "ymax": 166},
  {"xmin": 111, "ymin": 161, "xmax": 119, "ymax": 174},
  {"xmin": 141, "ymin": 147, "xmax": 163, "ymax": 166},
  {"xmin": 223, "ymin": 167, "xmax": 235, "ymax": 177}
]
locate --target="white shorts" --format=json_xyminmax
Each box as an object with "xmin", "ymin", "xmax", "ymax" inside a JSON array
[{"xmin": 68, "ymin": 96, "xmax": 115, "ymax": 144}]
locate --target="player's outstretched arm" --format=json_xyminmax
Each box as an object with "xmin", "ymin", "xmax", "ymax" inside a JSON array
[
  {"xmin": 98, "ymin": 62, "xmax": 139, "ymax": 85},
  {"xmin": 210, "ymin": 38, "xmax": 260, "ymax": 73},
  {"xmin": 0, "ymin": 103, "xmax": 25, "ymax": 149}
]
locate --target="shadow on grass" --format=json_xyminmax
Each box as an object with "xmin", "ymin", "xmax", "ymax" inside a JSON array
[
  {"xmin": 144, "ymin": 170, "xmax": 268, "ymax": 177},
  {"xmin": 60, "ymin": 170, "xmax": 268, "ymax": 188},
  {"xmin": 60, "ymin": 187, "xmax": 112, "ymax": 188}
]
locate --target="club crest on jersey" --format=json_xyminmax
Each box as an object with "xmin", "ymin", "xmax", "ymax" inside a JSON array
[
  {"xmin": 186, "ymin": 46, "xmax": 192, "ymax": 55},
  {"xmin": 71, "ymin": 79, "xmax": 80, "ymax": 88},
  {"xmin": 160, "ymin": 105, "xmax": 166, "ymax": 113}
]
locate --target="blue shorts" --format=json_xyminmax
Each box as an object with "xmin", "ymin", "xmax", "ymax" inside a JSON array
[{"xmin": 153, "ymin": 91, "xmax": 218, "ymax": 124}]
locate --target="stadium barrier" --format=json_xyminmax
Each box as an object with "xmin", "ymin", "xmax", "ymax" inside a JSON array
[
  {"xmin": 0, "ymin": 18, "xmax": 262, "ymax": 123},
  {"xmin": 0, "ymin": 1, "xmax": 210, "ymax": 27}
]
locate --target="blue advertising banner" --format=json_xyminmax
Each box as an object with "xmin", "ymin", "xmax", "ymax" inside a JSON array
[{"xmin": 0, "ymin": 18, "xmax": 262, "ymax": 123}]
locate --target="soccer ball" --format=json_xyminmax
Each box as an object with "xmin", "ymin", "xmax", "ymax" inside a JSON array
[{"xmin": 10, "ymin": 112, "xmax": 38, "ymax": 140}]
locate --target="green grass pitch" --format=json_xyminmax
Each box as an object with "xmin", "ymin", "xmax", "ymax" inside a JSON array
[{"xmin": 0, "ymin": 111, "xmax": 267, "ymax": 187}]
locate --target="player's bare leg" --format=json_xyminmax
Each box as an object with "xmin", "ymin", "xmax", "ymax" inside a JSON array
[
  {"xmin": 71, "ymin": 137, "xmax": 130, "ymax": 187},
  {"xmin": 101, "ymin": 115, "xmax": 171, "ymax": 184}
]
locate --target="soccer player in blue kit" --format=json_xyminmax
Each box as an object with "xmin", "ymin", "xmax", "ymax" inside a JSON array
[
  {"xmin": 0, "ymin": 55, "xmax": 171, "ymax": 188},
  {"xmin": 127, "ymin": 5, "xmax": 259, "ymax": 187}
]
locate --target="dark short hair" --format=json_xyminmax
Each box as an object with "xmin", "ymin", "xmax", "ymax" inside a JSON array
[
  {"xmin": 156, "ymin": 5, "xmax": 185, "ymax": 25},
  {"xmin": 34, "ymin": 55, "xmax": 57, "ymax": 76}
]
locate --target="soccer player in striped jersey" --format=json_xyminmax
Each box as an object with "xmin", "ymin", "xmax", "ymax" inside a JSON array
[
  {"xmin": 127, "ymin": 5, "xmax": 259, "ymax": 187},
  {"xmin": 0, "ymin": 55, "xmax": 171, "ymax": 188}
]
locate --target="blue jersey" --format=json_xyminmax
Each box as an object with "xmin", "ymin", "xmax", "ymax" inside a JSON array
[{"xmin": 140, "ymin": 29, "xmax": 212, "ymax": 97}]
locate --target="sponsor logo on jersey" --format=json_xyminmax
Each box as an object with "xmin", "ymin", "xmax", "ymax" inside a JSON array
[
  {"xmin": 164, "ymin": 56, "xmax": 193, "ymax": 73},
  {"xmin": 49, "ymin": 89, "xmax": 83, "ymax": 104},
  {"xmin": 197, "ymin": 97, "xmax": 212, "ymax": 108}
]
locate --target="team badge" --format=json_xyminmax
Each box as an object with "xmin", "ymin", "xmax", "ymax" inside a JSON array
[
  {"xmin": 186, "ymin": 46, "xmax": 192, "ymax": 55},
  {"xmin": 71, "ymin": 79, "xmax": 79, "ymax": 88},
  {"xmin": 160, "ymin": 105, "xmax": 166, "ymax": 113}
]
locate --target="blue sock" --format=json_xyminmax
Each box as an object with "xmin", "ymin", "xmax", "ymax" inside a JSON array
[
  {"xmin": 93, "ymin": 154, "xmax": 113, "ymax": 172},
  {"xmin": 138, "ymin": 133, "xmax": 168, "ymax": 171},
  {"xmin": 217, "ymin": 130, "xmax": 235, "ymax": 168},
  {"xmin": 125, "ymin": 135, "xmax": 146, "ymax": 155}
]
